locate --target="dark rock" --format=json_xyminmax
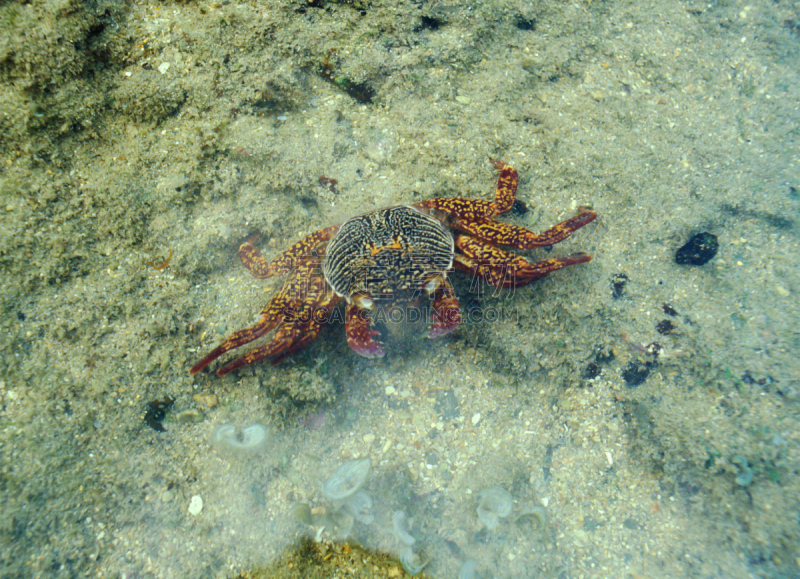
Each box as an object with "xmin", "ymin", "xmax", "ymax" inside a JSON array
[
  {"xmin": 662, "ymin": 303, "xmax": 678, "ymax": 316},
  {"xmin": 622, "ymin": 361, "xmax": 652, "ymax": 387},
  {"xmin": 656, "ymin": 319, "xmax": 676, "ymax": 335},
  {"xmin": 675, "ymin": 232, "xmax": 719, "ymax": 266},
  {"xmin": 611, "ymin": 273, "xmax": 629, "ymax": 300},
  {"xmin": 584, "ymin": 362, "xmax": 601, "ymax": 380}
]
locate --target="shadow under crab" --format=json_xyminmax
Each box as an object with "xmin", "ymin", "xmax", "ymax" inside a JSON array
[{"xmin": 190, "ymin": 162, "xmax": 597, "ymax": 376}]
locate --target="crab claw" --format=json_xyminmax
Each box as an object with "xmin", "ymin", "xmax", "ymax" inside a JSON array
[
  {"xmin": 429, "ymin": 278, "xmax": 461, "ymax": 338},
  {"xmin": 346, "ymin": 302, "xmax": 385, "ymax": 358}
]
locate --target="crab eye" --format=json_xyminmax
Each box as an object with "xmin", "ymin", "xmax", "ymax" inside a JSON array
[
  {"xmin": 425, "ymin": 276, "xmax": 442, "ymax": 294},
  {"xmin": 353, "ymin": 294, "xmax": 374, "ymax": 310}
]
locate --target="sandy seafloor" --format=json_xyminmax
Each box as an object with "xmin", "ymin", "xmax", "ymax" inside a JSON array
[{"xmin": 2, "ymin": 0, "xmax": 800, "ymax": 577}]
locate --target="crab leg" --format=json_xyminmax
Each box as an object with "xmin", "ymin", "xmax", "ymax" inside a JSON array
[
  {"xmin": 489, "ymin": 163, "xmax": 519, "ymax": 215},
  {"xmin": 216, "ymin": 287, "xmax": 340, "ymax": 374},
  {"xmin": 190, "ymin": 315, "xmax": 279, "ymax": 375},
  {"xmin": 238, "ymin": 226, "xmax": 339, "ymax": 279},
  {"xmin": 191, "ymin": 254, "xmax": 340, "ymax": 375},
  {"xmin": 416, "ymin": 162, "xmax": 596, "ymax": 249},
  {"xmin": 454, "ymin": 235, "xmax": 592, "ymax": 289},
  {"xmin": 453, "ymin": 209, "xmax": 597, "ymax": 249},
  {"xmin": 345, "ymin": 302, "xmax": 385, "ymax": 359},
  {"xmin": 416, "ymin": 164, "xmax": 520, "ymax": 220}
]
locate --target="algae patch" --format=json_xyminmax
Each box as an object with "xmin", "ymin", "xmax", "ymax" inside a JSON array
[{"xmin": 232, "ymin": 538, "xmax": 431, "ymax": 579}]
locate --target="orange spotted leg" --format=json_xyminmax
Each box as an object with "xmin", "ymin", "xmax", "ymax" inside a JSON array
[
  {"xmin": 215, "ymin": 302, "xmax": 336, "ymax": 375},
  {"xmin": 238, "ymin": 226, "xmax": 339, "ymax": 279},
  {"xmin": 453, "ymin": 209, "xmax": 597, "ymax": 249},
  {"xmin": 454, "ymin": 235, "xmax": 592, "ymax": 289},
  {"xmin": 189, "ymin": 316, "xmax": 279, "ymax": 375},
  {"xmin": 488, "ymin": 162, "xmax": 519, "ymax": 216},
  {"xmin": 191, "ymin": 253, "xmax": 340, "ymax": 375},
  {"xmin": 416, "ymin": 164, "xmax": 520, "ymax": 221}
]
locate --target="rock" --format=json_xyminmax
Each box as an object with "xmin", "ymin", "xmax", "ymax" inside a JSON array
[
  {"xmin": 192, "ymin": 392, "xmax": 218, "ymax": 409},
  {"xmin": 188, "ymin": 495, "xmax": 203, "ymax": 516},
  {"xmin": 675, "ymin": 232, "xmax": 719, "ymax": 266}
]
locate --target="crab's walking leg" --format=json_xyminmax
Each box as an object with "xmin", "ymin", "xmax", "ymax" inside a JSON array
[
  {"xmin": 346, "ymin": 303, "xmax": 385, "ymax": 359},
  {"xmin": 488, "ymin": 162, "xmax": 519, "ymax": 215},
  {"xmin": 416, "ymin": 164, "xmax": 520, "ymax": 220},
  {"xmin": 191, "ymin": 255, "xmax": 340, "ymax": 375},
  {"xmin": 238, "ymin": 226, "xmax": 339, "ymax": 279},
  {"xmin": 216, "ymin": 287, "xmax": 340, "ymax": 374},
  {"xmin": 189, "ymin": 317, "xmax": 279, "ymax": 375},
  {"xmin": 454, "ymin": 235, "xmax": 592, "ymax": 289},
  {"xmin": 429, "ymin": 278, "xmax": 461, "ymax": 338},
  {"xmin": 453, "ymin": 209, "xmax": 597, "ymax": 249}
]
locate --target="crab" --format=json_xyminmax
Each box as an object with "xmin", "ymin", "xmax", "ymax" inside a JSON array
[{"xmin": 190, "ymin": 162, "xmax": 597, "ymax": 376}]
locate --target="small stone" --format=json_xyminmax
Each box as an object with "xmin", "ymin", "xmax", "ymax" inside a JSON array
[
  {"xmin": 471, "ymin": 412, "xmax": 481, "ymax": 425},
  {"xmin": 363, "ymin": 433, "xmax": 376, "ymax": 444},
  {"xmin": 675, "ymin": 232, "xmax": 719, "ymax": 265},
  {"xmin": 157, "ymin": 62, "xmax": 171, "ymax": 74},
  {"xmin": 175, "ymin": 408, "xmax": 204, "ymax": 424},
  {"xmin": 775, "ymin": 284, "xmax": 790, "ymax": 297},
  {"xmin": 455, "ymin": 96, "xmax": 470, "ymax": 104},
  {"xmin": 188, "ymin": 495, "xmax": 203, "ymax": 516},
  {"xmin": 193, "ymin": 392, "xmax": 218, "ymax": 409}
]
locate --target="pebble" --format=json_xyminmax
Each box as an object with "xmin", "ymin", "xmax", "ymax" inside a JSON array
[
  {"xmin": 193, "ymin": 392, "xmax": 218, "ymax": 409},
  {"xmin": 363, "ymin": 433, "xmax": 376, "ymax": 444},
  {"xmin": 675, "ymin": 232, "xmax": 719, "ymax": 265},
  {"xmin": 175, "ymin": 409, "xmax": 204, "ymax": 424},
  {"xmin": 471, "ymin": 412, "xmax": 481, "ymax": 425},
  {"xmin": 188, "ymin": 495, "xmax": 203, "ymax": 516}
]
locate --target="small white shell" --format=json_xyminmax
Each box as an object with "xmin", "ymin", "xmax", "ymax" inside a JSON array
[
  {"xmin": 458, "ymin": 559, "xmax": 478, "ymax": 579},
  {"xmin": 477, "ymin": 486, "xmax": 513, "ymax": 530},
  {"xmin": 346, "ymin": 490, "xmax": 374, "ymax": 524},
  {"xmin": 322, "ymin": 457, "xmax": 372, "ymax": 503},
  {"xmin": 392, "ymin": 510, "xmax": 416, "ymax": 546},
  {"xmin": 212, "ymin": 424, "xmax": 269, "ymax": 455}
]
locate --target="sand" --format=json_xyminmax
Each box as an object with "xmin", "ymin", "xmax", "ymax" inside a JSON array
[{"xmin": 1, "ymin": 0, "xmax": 799, "ymax": 577}]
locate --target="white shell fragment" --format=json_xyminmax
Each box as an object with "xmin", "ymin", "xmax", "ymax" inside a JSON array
[
  {"xmin": 188, "ymin": 495, "xmax": 203, "ymax": 516},
  {"xmin": 322, "ymin": 457, "xmax": 372, "ymax": 503},
  {"xmin": 392, "ymin": 510, "xmax": 416, "ymax": 546},
  {"xmin": 477, "ymin": 486, "xmax": 513, "ymax": 530},
  {"xmin": 213, "ymin": 424, "xmax": 269, "ymax": 455},
  {"xmin": 458, "ymin": 559, "xmax": 478, "ymax": 579},
  {"xmin": 399, "ymin": 547, "xmax": 429, "ymax": 576},
  {"xmin": 348, "ymin": 490, "xmax": 374, "ymax": 524}
]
